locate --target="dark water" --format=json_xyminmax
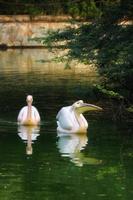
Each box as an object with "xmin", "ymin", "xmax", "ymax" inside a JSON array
[{"xmin": 0, "ymin": 49, "xmax": 132, "ymax": 200}]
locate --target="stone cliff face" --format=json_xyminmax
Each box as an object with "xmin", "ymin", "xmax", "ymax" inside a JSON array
[{"xmin": 0, "ymin": 15, "xmax": 72, "ymax": 47}]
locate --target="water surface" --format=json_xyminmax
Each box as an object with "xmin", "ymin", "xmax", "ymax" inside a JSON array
[{"xmin": 0, "ymin": 49, "xmax": 132, "ymax": 200}]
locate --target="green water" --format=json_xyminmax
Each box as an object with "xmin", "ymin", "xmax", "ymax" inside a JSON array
[{"xmin": 0, "ymin": 49, "xmax": 132, "ymax": 200}]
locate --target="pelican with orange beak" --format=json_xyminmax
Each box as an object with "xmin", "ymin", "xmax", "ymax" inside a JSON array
[{"xmin": 56, "ymin": 100, "xmax": 102, "ymax": 134}]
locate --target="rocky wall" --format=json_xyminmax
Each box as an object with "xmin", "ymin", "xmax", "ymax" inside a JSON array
[{"xmin": 0, "ymin": 15, "xmax": 72, "ymax": 47}]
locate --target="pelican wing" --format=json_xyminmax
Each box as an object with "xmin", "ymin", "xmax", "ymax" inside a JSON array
[
  {"xmin": 17, "ymin": 107, "xmax": 26, "ymax": 122},
  {"xmin": 33, "ymin": 106, "xmax": 41, "ymax": 123},
  {"xmin": 56, "ymin": 107, "xmax": 73, "ymax": 130}
]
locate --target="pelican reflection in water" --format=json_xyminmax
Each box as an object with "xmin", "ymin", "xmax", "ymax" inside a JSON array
[
  {"xmin": 56, "ymin": 100, "xmax": 102, "ymax": 134},
  {"xmin": 57, "ymin": 132, "xmax": 102, "ymax": 167},
  {"xmin": 18, "ymin": 125, "xmax": 40, "ymax": 155}
]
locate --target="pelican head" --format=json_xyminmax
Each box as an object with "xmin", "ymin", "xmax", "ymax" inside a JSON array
[
  {"xmin": 72, "ymin": 100, "xmax": 102, "ymax": 114},
  {"xmin": 26, "ymin": 95, "xmax": 33, "ymax": 105}
]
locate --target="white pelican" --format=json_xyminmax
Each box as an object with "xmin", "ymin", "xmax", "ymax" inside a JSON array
[
  {"xmin": 17, "ymin": 95, "xmax": 41, "ymax": 126},
  {"xmin": 18, "ymin": 125, "xmax": 40, "ymax": 155},
  {"xmin": 56, "ymin": 100, "xmax": 102, "ymax": 134}
]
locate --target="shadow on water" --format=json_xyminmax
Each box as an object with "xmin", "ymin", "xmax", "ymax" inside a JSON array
[{"xmin": 0, "ymin": 49, "xmax": 132, "ymax": 200}]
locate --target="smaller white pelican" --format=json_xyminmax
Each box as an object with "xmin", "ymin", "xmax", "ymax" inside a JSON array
[
  {"xmin": 56, "ymin": 100, "xmax": 102, "ymax": 134},
  {"xmin": 17, "ymin": 95, "xmax": 41, "ymax": 126}
]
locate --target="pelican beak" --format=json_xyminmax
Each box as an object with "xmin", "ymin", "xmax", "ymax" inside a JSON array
[{"xmin": 76, "ymin": 103, "xmax": 103, "ymax": 114}]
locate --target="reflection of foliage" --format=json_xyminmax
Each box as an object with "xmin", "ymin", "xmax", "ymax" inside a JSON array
[
  {"xmin": 96, "ymin": 165, "xmax": 126, "ymax": 198},
  {"xmin": 126, "ymin": 106, "xmax": 133, "ymax": 113},
  {"xmin": 96, "ymin": 166, "xmax": 122, "ymax": 180},
  {"xmin": 126, "ymin": 152, "xmax": 133, "ymax": 157}
]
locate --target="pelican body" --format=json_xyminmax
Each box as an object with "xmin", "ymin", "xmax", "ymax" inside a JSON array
[
  {"xmin": 56, "ymin": 100, "xmax": 102, "ymax": 134},
  {"xmin": 17, "ymin": 95, "xmax": 41, "ymax": 126}
]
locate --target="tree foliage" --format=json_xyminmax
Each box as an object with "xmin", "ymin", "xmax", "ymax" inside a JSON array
[
  {"xmin": 38, "ymin": 0, "xmax": 133, "ymax": 108},
  {"xmin": 0, "ymin": 0, "xmax": 100, "ymax": 16},
  {"xmin": 0, "ymin": 0, "xmax": 131, "ymax": 19}
]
